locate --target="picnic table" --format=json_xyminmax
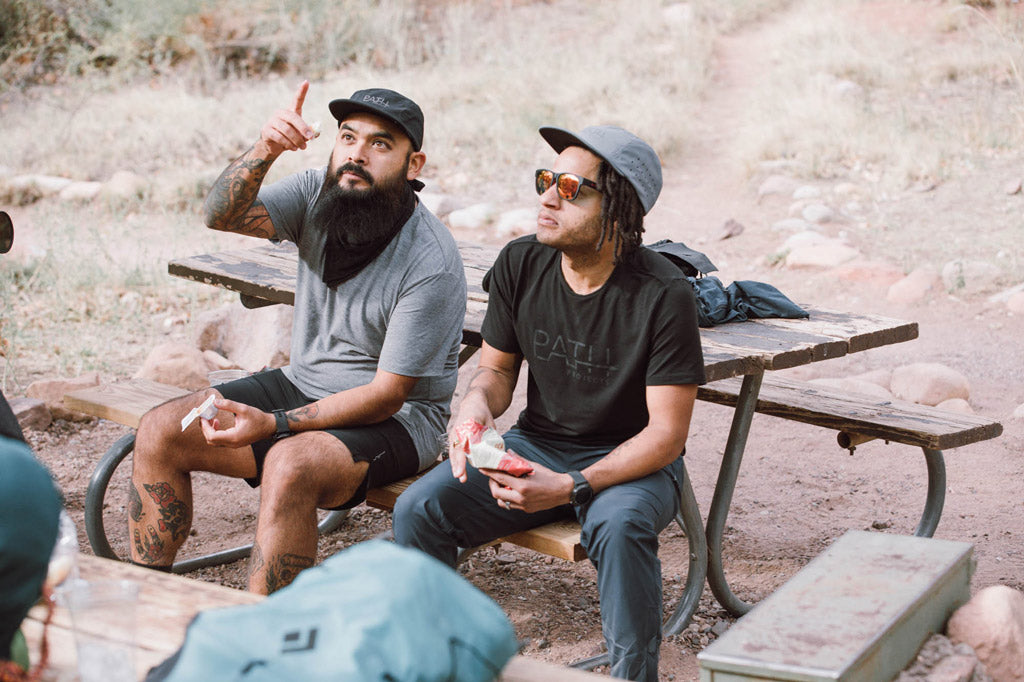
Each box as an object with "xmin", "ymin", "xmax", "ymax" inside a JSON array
[
  {"xmin": 21, "ymin": 554, "xmax": 605, "ymax": 681},
  {"xmin": 166, "ymin": 240, "xmax": 927, "ymax": 628}
]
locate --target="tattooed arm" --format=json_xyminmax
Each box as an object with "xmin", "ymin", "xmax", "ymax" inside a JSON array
[{"xmin": 202, "ymin": 80, "xmax": 317, "ymax": 238}]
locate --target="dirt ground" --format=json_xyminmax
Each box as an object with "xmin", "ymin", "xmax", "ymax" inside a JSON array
[{"xmin": 16, "ymin": 2, "xmax": 1024, "ymax": 681}]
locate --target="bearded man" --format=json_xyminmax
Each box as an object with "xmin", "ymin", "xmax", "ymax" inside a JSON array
[{"xmin": 128, "ymin": 83, "xmax": 466, "ymax": 594}]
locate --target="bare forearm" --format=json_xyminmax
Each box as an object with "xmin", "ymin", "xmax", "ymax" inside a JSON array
[
  {"xmin": 582, "ymin": 424, "xmax": 686, "ymax": 494},
  {"xmin": 283, "ymin": 383, "xmax": 405, "ymax": 432},
  {"xmin": 460, "ymin": 365, "xmax": 517, "ymax": 421},
  {"xmin": 202, "ymin": 141, "xmax": 278, "ymax": 237}
]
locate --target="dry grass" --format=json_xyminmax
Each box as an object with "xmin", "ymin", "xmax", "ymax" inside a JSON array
[{"xmin": 729, "ymin": 0, "xmax": 1024, "ymax": 188}]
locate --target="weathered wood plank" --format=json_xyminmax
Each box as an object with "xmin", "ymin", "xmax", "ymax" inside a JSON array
[
  {"xmin": 766, "ymin": 306, "xmax": 919, "ymax": 353},
  {"xmin": 698, "ymin": 375, "xmax": 1003, "ymax": 450},
  {"xmin": 23, "ymin": 554, "xmax": 603, "ymax": 681},
  {"xmin": 167, "ymin": 244, "xmax": 919, "ymax": 384},
  {"xmin": 366, "ymin": 468, "xmax": 586, "ymax": 562},
  {"xmin": 64, "ymin": 379, "xmax": 189, "ymax": 428}
]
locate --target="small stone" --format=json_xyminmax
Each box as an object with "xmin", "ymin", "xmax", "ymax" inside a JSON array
[
  {"xmin": 771, "ymin": 218, "xmax": 812, "ymax": 232},
  {"xmin": 717, "ymin": 218, "xmax": 744, "ymax": 240},
  {"xmin": 711, "ymin": 620, "xmax": 730, "ymax": 636},
  {"xmin": 792, "ymin": 185, "xmax": 821, "ymax": 200},
  {"xmin": 1004, "ymin": 177, "xmax": 1022, "ymax": 195},
  {"xmin": 802, "ymin": 203, "xmax": 835, "ymax": 224},
  {"xmin": 495, "ymin": 553, "xmax": 516, "ymax": 565},
  {"xmin": 535, "ymin": 638, "xmax": 550, "ymax": 650},
  {"xmin": 1013, "ymin": 403, "xmax": 1024, "ymax": 421},
  {"xmin": 447, "ymin": 203, "xmax": 497, "ymax": 230},
  {"xmin": 757, "ymin": 175, "xmax": 799, "ymax": 199}
]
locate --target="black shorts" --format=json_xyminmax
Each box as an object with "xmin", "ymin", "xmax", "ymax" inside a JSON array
[{"xmin": 217, "ymin": 369, "xmax": 418, "ymax": 510}]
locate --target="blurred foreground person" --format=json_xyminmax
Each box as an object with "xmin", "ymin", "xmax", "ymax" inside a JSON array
[{"xmin": 0, "ymin": 436, "xmax": 61, "ymax": 680}]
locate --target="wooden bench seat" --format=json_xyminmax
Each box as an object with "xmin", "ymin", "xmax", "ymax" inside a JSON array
[
  {"xmin": 697, "ymin": 375, "xmax": 1002, "ymax": 450},
  {"xmin": 66, "ymin": 379, "xmax": 586, "ymax": 568},
  {"xmin": 366, "ymin": 473, "xmax": 586, "ymax": 562},
  {"xmin": 696, "ymin": 374, "xmax": 1003, "ymax": 537}
]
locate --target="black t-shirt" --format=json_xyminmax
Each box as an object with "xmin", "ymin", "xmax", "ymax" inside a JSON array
[{"xmin": 482, "ymin": 236, "xmax": 706, "ymax": 447}]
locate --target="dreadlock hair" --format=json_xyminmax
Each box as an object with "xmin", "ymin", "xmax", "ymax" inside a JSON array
[{"xmin": 595, "ymin": 159, "xmax": 646, "ymax": 264}]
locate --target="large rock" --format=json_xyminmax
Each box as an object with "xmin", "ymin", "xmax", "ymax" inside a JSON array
[
  {"xmin": 833, "ymin": 260, "xmax": 905, "ymax": 287},
  {"xmin": 947, "ymin": 584, "xmax": 1024, "ymax": 682},
  {"xmin": 888, "ymin": 266, "xmax": 941, "ymax": 304},
  {"xmin": 100, "ymin": 170, "xmax": 147, "ymax": 201},
  {"xmin": 192, "ymin": 303, "xmax": 292, "ymax": 373},
  {"xmin": 890, "ymin": 363, "xmax": 969, "ymax": 406},
  {"xmin": 493, "ymin": 208, "xmax": 537, "ymax": 238},
  {"xmin": 59, "ymin": 181, "xmax": 103, "ymax": 202},
  {"xmin": 25, "ymin": 373, "xmax": 101, "ymax": 421},
  {"xmin": 785, "ymin": 238, "xmax": 860, "ymax": 269},
  {"xmin": 936, "ymin": 398, "xmax": 973, "ymax": 415},
  {"xmin": 8, "ymin": 397, "xmax": 51, "ymax": 431},
  {"xmin": 757, "ymin": 174, "xmax": 799, "ymax": 199},
  {"xmin": 447, "ymin": 203, "xmax": 497, "ymax": 230},
  {"xmin": 136, "ymin": 342, "xmax": 210, "ymax": 391}
]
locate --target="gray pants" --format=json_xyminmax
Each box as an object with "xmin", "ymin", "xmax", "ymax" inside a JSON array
[{"xmin": 392, "ymin": 428, "xmax": 681, "ymax": 682}]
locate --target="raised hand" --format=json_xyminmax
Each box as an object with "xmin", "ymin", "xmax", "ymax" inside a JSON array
[{"xmin": 259, "ymin": 80, "xmax": 317, "ymax": 157}]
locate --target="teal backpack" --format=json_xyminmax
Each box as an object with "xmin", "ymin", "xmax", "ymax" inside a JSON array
[{"xmin": 146, "ymin": 541, "xmax": 519, "ymax": 681}]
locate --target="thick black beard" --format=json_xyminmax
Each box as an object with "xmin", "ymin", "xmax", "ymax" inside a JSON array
[{"xmin": 308, "ymin": 159, "xmax": 412, "ymax": 246}]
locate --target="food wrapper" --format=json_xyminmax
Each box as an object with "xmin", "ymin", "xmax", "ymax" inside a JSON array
[
  {"xmin": 181, "ymin": 395, "xmax": 217, "ymax": 431},
  {"xmin": 453, "ymin": 419, "xmax": 534, "ymax": 477}
]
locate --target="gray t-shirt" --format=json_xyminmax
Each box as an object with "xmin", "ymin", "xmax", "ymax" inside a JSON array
[{"xmin": 258, "ymin": 168, "xmax": 466, "ymax": 469}]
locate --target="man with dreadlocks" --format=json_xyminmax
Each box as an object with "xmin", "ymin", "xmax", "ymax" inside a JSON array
[{"xmin": 394, "ymin": 125, "xmax": 705, "ymax": 681}]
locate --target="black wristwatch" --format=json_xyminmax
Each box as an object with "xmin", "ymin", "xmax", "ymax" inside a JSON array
[
  {"xmin": 567, "ymin": 470, "xmax": 594, "ymax": 506},
  {"xmin": 271, "ymin": 409, "xmax": 291, "ymax": 442}
]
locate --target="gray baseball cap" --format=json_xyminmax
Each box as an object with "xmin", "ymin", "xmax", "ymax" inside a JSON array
[{"xmin": 539, "ymin": 125, "xmax": 662, "ymax": 214}]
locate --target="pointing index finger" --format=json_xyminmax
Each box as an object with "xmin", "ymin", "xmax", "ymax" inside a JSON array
[{"xmin": 292, "ymin": 80, "xmax": 309, "ymax": 116}]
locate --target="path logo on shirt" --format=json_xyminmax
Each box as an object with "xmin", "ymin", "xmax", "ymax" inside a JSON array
[{"xmin": 533, "ymin": 329, "xmax": 617, "ymax": 384}]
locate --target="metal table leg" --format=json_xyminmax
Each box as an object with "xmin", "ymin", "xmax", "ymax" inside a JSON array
[
  {"xmin": 705, "ymin": 372, "xmax": 764, "ymax": 618},
  {"xmin": 915, "ymin": 448, "xmax": 945, "ymax": 537},
  {"xmin": 84, "ymin": 433, "xmax": 349, "ymax": 573}
]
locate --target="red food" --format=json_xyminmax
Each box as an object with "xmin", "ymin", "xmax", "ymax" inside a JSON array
[
  {"xmin": 453, "ymin": 419, "xmax": 487, "ymax": 453},
  {"xmin": 492, "ymin": 449, "xmax": 534, "ymax": 477}
]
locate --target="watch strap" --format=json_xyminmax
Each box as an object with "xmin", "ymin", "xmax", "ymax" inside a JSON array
[
  {"xmin": 272, "ymin": 409, "xmax": 291, "ymax": 441},
  {"xmin": 567, "ymin": 470, "xmax": 593, "ymax": 505}
]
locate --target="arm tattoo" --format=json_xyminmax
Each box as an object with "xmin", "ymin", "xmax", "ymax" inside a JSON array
[
  {"xmin": 203, "ymin": 146, "xmax": 276, "ymax": 238},
  {"xmin": 286, "ymin": 403, "xmax": 319, "ymax": 426},
  {"xmin": 264, "ymin": 553, "xmax": 314, "ymax": 593}
]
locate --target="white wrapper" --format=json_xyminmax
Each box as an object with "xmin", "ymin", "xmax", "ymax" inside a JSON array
[
  {"xmin": 180, "ymin": 395, "xmax": 217, "ymax": 431},
  {"xmin": 465, "ymin": 428, "xmax": 507, "ymax": 469}
]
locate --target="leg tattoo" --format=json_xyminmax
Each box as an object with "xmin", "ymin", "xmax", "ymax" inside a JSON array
[
  {"xmin": 143, "ymin": 481, "xmax": 189, "ymax": 543},
  {"xmin": 133, "ymin": 525, "xmax": 165, "ymax": 563},
  {"xmin": 128, "ymin": 484, "xmax": 144, "ymax": 523},
  {"xmin": 264, "ymin": 553, "xmax": 314, "ymax": 594}
]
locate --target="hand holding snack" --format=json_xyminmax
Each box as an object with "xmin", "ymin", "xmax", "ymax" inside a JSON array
[{"xmin": 452, "ymin": 419, "xmax": 534, "ymax": 477}]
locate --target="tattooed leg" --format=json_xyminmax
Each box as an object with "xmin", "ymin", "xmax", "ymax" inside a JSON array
[
  {"xmin": 127, "ymin": 477, "xmax": 192, "ymax": 566},
  {"xmin": 249, "ymin": 541, "xmax": 314, "ymax": 594}
]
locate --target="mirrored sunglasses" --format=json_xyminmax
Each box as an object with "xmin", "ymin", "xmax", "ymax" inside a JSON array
[{"xmin": 535, "ymin": 169, "xmax": 600, "ymax": 202}]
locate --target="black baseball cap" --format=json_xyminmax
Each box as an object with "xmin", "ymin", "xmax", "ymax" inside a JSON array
[{"xmin": 328, "ymin": 88, "xmax": 424, "ymax": 151}]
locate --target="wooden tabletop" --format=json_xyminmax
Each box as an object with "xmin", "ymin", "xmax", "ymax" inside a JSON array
[
  {"xmin": 168, "ymin": 242, "xmax": 919, "ymax": 382},
  {"xmin": 22, "ymin": 554, "xmax": 603, "ymax": 681}
]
